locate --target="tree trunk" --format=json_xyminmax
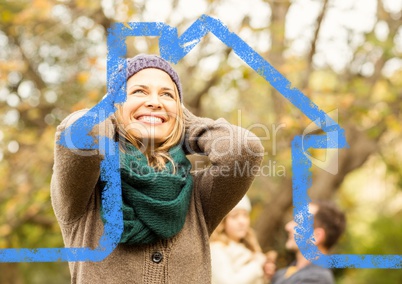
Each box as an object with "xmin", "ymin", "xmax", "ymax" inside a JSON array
[{"xmin": 0, "ymin": 263, "xmax": 23, "ymax": 284}]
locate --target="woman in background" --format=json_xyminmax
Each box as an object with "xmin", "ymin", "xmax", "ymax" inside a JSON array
[{"xmin": 210, "ymin": 195, "xmax": 268, "ymax": 284}]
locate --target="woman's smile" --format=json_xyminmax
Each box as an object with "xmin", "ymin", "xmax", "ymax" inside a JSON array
[{"xmin": 135, "ymin": 114, "xmax": 167, "ymax": 124}]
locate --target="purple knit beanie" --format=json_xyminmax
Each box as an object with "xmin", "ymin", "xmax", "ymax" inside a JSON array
[{"xmin": 126, "ymin": 54, "xmax": 183, "ymax": 102}]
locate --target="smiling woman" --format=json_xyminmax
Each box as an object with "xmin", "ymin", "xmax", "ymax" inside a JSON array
[
  {"xmin": 115, "ymin": 67, "xmax": 183, "ymax": 170},
  {"xmin": 50, "ymin": 54, "xmax": 264, "ymax": 284}
]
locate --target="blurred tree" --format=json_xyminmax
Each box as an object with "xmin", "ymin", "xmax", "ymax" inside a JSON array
[
  {"xmin": 0, "ymin": 0, "xmax": 111, "ymax": 282},
  {"xmin": 253, "ymin": 0, "xmax": 402, "ymax": 254},
  {"xmin": 0, "ymin": 0, "xmax": 401, "ymax": 283}
]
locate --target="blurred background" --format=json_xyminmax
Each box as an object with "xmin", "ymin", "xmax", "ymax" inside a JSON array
[{"xmin": 0, "ymin": 0, "xmax": 401, "ymax": 283}]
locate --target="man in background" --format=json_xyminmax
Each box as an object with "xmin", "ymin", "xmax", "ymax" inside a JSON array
[{"xmin": 268, "ymin": 201, "xmax": 346, "ymax": 284}]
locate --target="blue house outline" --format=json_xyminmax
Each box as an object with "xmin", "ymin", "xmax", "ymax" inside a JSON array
[{"xmin": 1, "ymin": 15, "xmax": 399, "ymax": 269}]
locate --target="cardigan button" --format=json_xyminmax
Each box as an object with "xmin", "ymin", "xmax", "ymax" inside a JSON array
[{"xmin": 152, "ymin": 252, "xmax": 163, "ymax": 263}]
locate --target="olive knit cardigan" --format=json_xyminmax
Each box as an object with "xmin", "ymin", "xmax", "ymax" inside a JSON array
[{"xmin": 51, "ymin": 108, "xmax": 264, "ymax": 284}]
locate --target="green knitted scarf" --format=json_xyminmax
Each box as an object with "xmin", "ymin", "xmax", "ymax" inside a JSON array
[{"xmin": 101, "ymin": 142, "xmax": 193, "ymax": 245}]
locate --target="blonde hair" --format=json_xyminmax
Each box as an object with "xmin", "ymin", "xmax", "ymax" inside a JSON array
[
  {"xmin": 210, "ymin": 215, "xmax": 262, "ymax": 253},
  {"xmin": 115, "ymin": 84, "xmax": 184, "ymax": 171}
]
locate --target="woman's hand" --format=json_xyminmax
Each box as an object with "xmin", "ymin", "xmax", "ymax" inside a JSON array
[
  {"xmin": 182, "ymin": 106, "xmax": 198, "ymax": 128},
  {"xmin": 263, "ymin": 250, "xmax": 278, "ymax": 281}
]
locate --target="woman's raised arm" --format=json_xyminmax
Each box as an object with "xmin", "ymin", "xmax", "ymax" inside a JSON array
[
  {"xmin": 183, "ymin": 107, "xmax": 264, "ymax": 234},
  {"xmin": 51, "ymin": 109, "xmax": 115, "ymax": 224}
]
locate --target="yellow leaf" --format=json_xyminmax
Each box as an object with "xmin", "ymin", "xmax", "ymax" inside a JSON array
[
  {"xmin": 372, "ymin": 80, "xmax": 393, "ymax": 102},
  {"xmin": 71, "ymin": 101, "xmax": 87, "ymax": 112},
  {"xmin": 87, "ymin": 89, "xmax": 100, "ymax": 101},
  {"xmin": 77, "ymin": 71, "xmax": 90, "ymax": 84},
  {"xmin": 0, "ymin": 224, "xmax": 11, "ymax": 238}
]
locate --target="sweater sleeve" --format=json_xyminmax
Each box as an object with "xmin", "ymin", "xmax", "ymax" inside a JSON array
[
  {"xmin": 183, "ymin": 108, "xmax": 264, "ymax": 233},
  {"xmin": 50, "ymin": 109, "xmax": 115, "ymax": 224}
]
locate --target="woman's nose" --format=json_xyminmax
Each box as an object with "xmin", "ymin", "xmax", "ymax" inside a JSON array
[
  {"xmin": 239, "ymin": 215, "xmax": 250, "ymax": 226},
  {"xmin": 145, "ymin": 94, "xmax": 162, "ymax": 109}
]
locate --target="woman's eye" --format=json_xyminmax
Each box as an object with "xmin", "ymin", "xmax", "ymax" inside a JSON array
[
  {"xmin": 162, "ymin": 92, "xmax": 174, "ymax": 99},
  {"xmin": 132, "ymin": 90, "xmax": 146, "ymax": 95}
]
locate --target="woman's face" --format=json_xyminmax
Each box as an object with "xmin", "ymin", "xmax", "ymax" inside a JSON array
[
  {"xmin": 120, "ymin": 68, "xmax": 179, "ymax": 146},
  {"xmin": 224, "ymin": 209, "xmax": 250, "ymax": 242}
]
